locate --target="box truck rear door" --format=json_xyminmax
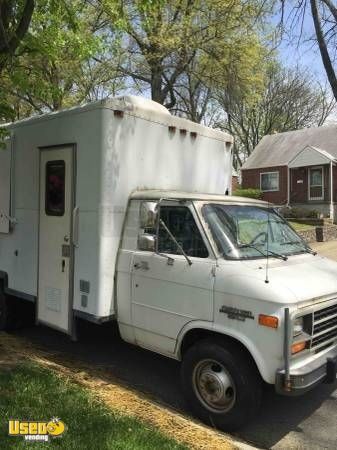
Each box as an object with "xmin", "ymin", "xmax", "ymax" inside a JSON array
[{"xmin": 37, "ymin": 146, "xmax": 74, "ymax": 334}]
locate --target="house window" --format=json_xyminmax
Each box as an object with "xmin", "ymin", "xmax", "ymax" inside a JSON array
[
  {"xmin": 309, "ymin": 167, "xmax": 324, "ymax": 200},
  {"xmin": 260, "ymin": 172, "xmax": 279, "ymax": 192}
]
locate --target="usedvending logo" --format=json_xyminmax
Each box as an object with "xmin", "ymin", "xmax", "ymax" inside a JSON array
[{"xmin": 9, "ymin": 417, "xmax": 66, "ymax": 442}]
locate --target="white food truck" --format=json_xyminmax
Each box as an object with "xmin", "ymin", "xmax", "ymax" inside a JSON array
[{"xmin": 1, "ymin": 96, "xmax": 337, "ymax": 430}]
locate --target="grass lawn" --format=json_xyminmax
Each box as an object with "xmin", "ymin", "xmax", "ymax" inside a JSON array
[
  {"xmin": 288, "ymin": 221, "xmax": 315, "ymax": 232},
  {"xmin": 0, "ymin": 362, "xmax": 187, "ymax": 450}
]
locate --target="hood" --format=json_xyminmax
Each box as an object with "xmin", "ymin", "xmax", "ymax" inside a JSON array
[
  {"xmin": 242, "ymin": 254, "xmax": 337, "ymax": 303},
  {"xmin": 217, "ymin": 254, "xmax": 337, "ymax": 307}
]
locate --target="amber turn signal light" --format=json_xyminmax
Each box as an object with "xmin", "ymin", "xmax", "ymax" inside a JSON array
[
  {"xmin": 258, "ymin": 314, "xmax": 279, "ymax": 329},
  {"xmin": 291, "ymin": 341, "xmax": 307, "ymax": 355}
]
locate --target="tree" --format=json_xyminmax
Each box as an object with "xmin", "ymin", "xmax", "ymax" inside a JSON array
[
  {"xmin": 169, "ymin": 56, "xmax": 221, "ymax": 124},
  {"xmin": 100, "ymin": 0, "xmax": 273, "ymax": 108},
  {"xmin": 0, "ymin": 0, "xmax": 120, "ymax": 117},
  {"xmin": 217, "ymin": 64, "xmax": 335, "ymax": 167},
  {"xmin": 0, "ymin": 0, "xmax": 35, "ymax": 71},
  {"xmin": 0, "ymin": 0, "xmax": 35, "ymax": 128},
  {"xmin": 169, "ymin": 35, "xmax": 271, "ymax": 126},
  {"xmin": 310, "ymin": 0, "xmax": 337, "ymax": 101},
  {"xmin": 280, "ymin": 1, "xmax": 337, "ymax": 103}
]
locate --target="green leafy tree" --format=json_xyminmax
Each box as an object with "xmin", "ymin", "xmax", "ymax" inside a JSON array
[
  {"xmin": 1, "ymin": 0, "xmax": 109, "ymax": 116},
  {"xmin": 0, "ymin": 0, "xmax": 35, "ymax": 130},
  {"xmin": 0, "ymin": 0, "xmax": 34, "ymax": 71},
  {"xmin": 100, "ymin": 0, "xmax": 273, "ymax": 108}
]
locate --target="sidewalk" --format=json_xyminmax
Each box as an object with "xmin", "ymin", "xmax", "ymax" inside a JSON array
[{"xmin": 311, "ymin": 240, "xmax": 337, "ymax": 261}]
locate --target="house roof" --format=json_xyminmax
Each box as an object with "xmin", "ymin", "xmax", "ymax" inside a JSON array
[
  {"xmin": 242, "ymin": 124, "xmax": 337, "ymax": 170},
  {"xmin": 288, "ymin": 145, "xmax": 337, "ymax": 168}
]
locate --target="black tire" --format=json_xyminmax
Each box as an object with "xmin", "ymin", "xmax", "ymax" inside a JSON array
[
  {"xmin": 0, "ymin": 289, "xmax": 35, "ymax": 331},
  {"xmin": 12, "ymin": 297, "xmax": 35, "ymax": 330},
  {"xmin": 181, "ymin": 338, "xmax": 262, "ymax": 431},
  {"xmin": 0, "ymin": 290, "xmax": 16, "ymax": 331}
]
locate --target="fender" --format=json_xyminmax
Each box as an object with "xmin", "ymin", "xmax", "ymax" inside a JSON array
[{"xmin": 175, "ymin": 319, "xmax": 274, "ymax": 384}]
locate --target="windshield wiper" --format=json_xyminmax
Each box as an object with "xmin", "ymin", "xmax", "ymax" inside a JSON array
[
  {"xmin": 280, "ymin": 240, "xmax": 317, "ymax": 255},
  {"xmin": 239, "ymin": 244, "xmax": 288, "ymax": 261}
]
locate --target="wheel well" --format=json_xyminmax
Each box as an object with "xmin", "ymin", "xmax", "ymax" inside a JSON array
[{"xmin": 180, "ymin": 328, "xmax": 260, "ymax": 375}]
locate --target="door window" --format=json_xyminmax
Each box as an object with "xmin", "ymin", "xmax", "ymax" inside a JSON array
[
  {"xmin": 45, "ymin": 160, "xmax": 65, "ymax": 216},
  {"xmin": 309, "ymin": 167, "xmax": 323, "ymax": 200},
  {"xmin": 158, "ymin": 206, "xmax": 208, "ymax": 258}
]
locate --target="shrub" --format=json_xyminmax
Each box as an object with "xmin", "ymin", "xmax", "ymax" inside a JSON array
[
  {"xmin": 233, "ymin": 188, "xmax": 263, "ymax": 199},
  {"xmin": 278, "ymin": 206, "xmax": 319, "ymax": 219}
]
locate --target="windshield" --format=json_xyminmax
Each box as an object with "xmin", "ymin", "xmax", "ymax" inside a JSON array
[{"xmin": 201, "ymin": 203, "xmax": 309, "ymax": 260}]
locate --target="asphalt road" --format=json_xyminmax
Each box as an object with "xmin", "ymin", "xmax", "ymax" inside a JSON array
[{"xmin": 14, "ymin": 240, "xmax": 337, "ymax": 450}]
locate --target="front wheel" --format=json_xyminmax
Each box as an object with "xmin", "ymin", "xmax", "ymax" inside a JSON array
[{"xmin": 181, "ymin": 338, "xmax": 262, "ymax": 430}]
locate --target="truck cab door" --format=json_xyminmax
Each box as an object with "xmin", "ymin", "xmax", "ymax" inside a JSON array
[{"xmin": 131, "ymin": 203, "xmax": 215, "ymax": 355}]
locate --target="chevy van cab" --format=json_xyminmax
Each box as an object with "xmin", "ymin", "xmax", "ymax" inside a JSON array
[{"xmin": 117, "ymin": 190, "xmax": 337, "ymax": 429}]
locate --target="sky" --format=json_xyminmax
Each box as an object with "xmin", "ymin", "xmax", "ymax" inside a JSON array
[{"xmin": 272, "ymin": 2, "xmax": 326, "ymax": 82}]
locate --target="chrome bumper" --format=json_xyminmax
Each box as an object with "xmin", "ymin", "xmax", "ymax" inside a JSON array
[{"xmin": 275, "ymin": 346, "xmax": 337, "ymax": 395}]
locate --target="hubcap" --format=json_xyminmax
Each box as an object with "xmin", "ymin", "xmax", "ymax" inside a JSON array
[{"xmin": 193, "ymin": 359, "xmax": 236, "ymax": 413}]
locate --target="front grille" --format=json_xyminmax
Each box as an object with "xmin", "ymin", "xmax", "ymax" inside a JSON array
[
  {"xmin": 312, "ymin": 303, "xmax": 337, "ymax": 350},
  {"xmin": 314, "ymin": 304, "xmax": 337, "ymax": 321}
]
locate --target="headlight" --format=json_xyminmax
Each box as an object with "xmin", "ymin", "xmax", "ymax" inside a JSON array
[{"xmin": 293, "ymin": 317, "xmax": 304, "ymax": 337}]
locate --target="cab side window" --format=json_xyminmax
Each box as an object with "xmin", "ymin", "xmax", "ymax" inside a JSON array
[{"xmin": 158, "ymin": 206, "xmax": 208, "ymax": 258}]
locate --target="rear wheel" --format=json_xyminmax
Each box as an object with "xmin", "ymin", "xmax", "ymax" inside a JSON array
[
  {"xmin": 0, "ymin": 289, "xmax": 35, "ymax": 331},
  {"xmin": 0, "ymin": 290, "xmax": 16, "ymax": 331},
  {"xmin": 181, "ymin": 338, "xmax": 262, "ymax": 430}
]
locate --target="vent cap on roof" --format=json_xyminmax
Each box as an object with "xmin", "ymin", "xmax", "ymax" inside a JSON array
[{"xmin": 113, "ymin": 95, "xmax": 171, "ymax": 116}]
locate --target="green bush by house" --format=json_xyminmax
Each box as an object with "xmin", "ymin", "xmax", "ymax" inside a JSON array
[
  {"xmin": 233, "ymin": 188, "xmax": 263, "ymax": 199},
  {"xmin": 278, "ymin": 206, "xmax": 319, "ymax": 219}
]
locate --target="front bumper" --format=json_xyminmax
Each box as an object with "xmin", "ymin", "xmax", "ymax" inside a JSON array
[{"xmin": 275, "ymin": 347, "xmax": 337, "ymax": 396}]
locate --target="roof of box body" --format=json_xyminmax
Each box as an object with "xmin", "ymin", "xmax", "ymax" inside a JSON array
[
  {"xmin": 242, "ymin": 124, "xmax": 337, "ymax": 170},
  {"xmin": 4, "ymin": 95, "xmax": 232, "ymax": 143},
  {"xmin": 130, "ymin": 189, "xmax": 267, "ymax": 205}
]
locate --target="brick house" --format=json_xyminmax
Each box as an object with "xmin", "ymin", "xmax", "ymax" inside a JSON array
[
  {"xmin": 241, "ymin": 125, "xmax": 337, "ymax": 222},
  {"xmin": 232, "ymin": 168, "xmax": 239, "ymax": 192}
]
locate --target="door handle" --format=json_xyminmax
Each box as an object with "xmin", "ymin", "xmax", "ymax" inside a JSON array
[
  {"xmin": 72, "ymin": 206, "xmax": 79, "ymax": 247},
  {"xmin": 134, "ymin": 261, "xmax": 149, "ymax": 270},
  {"xmin": 62, "ymin": 259, "xmax": 65, "ymax": 273}
]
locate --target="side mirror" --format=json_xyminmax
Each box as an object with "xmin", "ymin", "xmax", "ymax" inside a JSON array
[
  {"xmin": 140, "ymin": 201, "xmax": 158, "ymax": 229},
  {"xmin": 138, "ymin": 233, "xmax": 156, "ymax": 252}
]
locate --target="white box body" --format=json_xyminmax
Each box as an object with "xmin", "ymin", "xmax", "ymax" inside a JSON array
[{"xmin": 0, "ymin": 96, "xmax": 232, "ymax": 321}]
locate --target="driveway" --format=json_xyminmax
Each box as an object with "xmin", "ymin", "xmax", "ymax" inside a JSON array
[{"xmin": 311, "ymin": 240, "xmax": 337, "ymax": 261}]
